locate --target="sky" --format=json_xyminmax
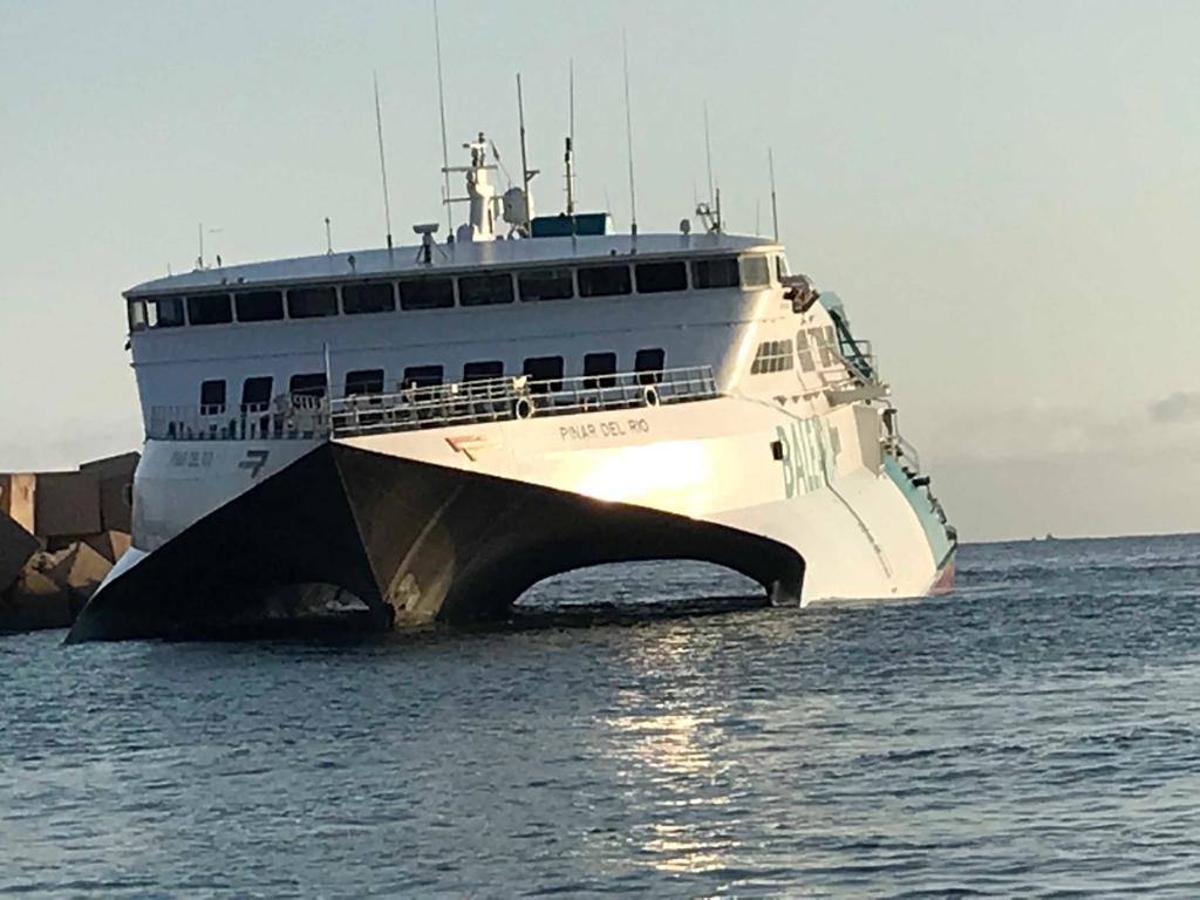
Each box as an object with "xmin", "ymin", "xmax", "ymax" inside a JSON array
[{"xmin": 1, "ymin": 0, "xmax": 1197, "ymax": 541}]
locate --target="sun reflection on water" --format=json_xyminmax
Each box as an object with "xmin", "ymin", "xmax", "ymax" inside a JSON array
[{"xmin": 602, "ymin": 628, "xmax": 744, "ymax": 875}]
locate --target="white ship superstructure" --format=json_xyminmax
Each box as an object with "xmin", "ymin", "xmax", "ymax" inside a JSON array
[{"xmin": 68, "ymin": 132, "xmax": 955, "ymax": 642}]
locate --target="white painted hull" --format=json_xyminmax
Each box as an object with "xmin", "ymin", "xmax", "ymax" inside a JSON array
[{"xmin": 106, "ymin": 393, "xmax": 950, "ymax": 611}]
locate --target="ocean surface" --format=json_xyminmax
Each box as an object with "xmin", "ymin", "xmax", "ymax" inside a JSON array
[{"xmin": 3, "ymin": 534, "xmax": 1200, "ymax": 897}]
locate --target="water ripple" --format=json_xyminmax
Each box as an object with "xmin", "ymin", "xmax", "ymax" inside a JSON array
[{"xmin": 3, "ymin": 535, "xmax": 1200, "ymax": 895}]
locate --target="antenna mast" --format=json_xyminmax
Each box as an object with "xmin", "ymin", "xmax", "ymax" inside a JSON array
[
  {"xmin": 517, "ymin": 72, "xmax": 532, "ymax": 229},
  {"xmin": 768, "ymin": 146, "xmax": 780, "ymax": 242},
  {"xmin": 622, "ymin": 32, "xmax": 638, "ymax": 237},
  {"xmin": 433, "ymin": 0, "xmax": 452, "ymax": 234},
  {"xmin": 695, "ymin": 105, "xmax": 721, "ymax": 233},
  {"xmin": 373, "ymin": 71, "xmax": 394, "ymax": 250},
  {"xmin": 565, "ymin": 59, "xmax": 576, "ymax": 216},
  {"xmin": 704, "ymin": 103, "xmax": 715, "ymax": 209}
]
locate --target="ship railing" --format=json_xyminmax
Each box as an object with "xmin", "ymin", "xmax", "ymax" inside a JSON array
[
  {"xmin": 145, "ymin": 366, "xmax": 719, "ymax": 442},
  {"xmin": 147, "ymin": 395, "xmax": 332, "ymax": 442},
  {"xmin": 328, "ymin": 366, "xmax": 718, "ymax": 438}
]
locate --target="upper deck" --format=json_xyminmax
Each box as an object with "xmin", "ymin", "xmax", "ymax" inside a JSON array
[{"xmin": 126, "ymin": 232, "xmax": 779, "ymax": 298}]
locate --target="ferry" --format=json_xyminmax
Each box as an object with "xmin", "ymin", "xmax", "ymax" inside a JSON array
[{"xmin": 67, "ymin": 133, "xmax": 956, "ymax": 642}]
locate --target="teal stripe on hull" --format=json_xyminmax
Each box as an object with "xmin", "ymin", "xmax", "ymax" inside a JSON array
[{"xmin": 883, "ymin": 455, "xmax": 955, "ymax": 568}]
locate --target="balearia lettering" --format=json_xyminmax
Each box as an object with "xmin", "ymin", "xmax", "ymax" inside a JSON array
[{"xmin": 776, "ymin": 419, "xmax": 838, "ymax": 499}]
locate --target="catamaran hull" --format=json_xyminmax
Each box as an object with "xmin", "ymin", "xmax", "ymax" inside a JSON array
[{"xmin": 67, "ymin": 397, "xmax": 954, "ymax": 643}]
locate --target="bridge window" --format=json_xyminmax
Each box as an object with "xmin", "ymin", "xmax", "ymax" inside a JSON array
[
  {"xmin": 241, "ymin": 376, "xmax": 273, "ymax": 411},
  {"xmin": 464, "ymin": 360, "xmax": 504, "ymax": 381},
  {"xmin": 342, "ymin": 282, "xmax": 396, "ymax": 314},
  {"xmin": 583, "ymin": 352, "xmax": 617, "ymax": 389},
  {"xmin": 636, "ymin": 261, "xmax": 687, "ymax": 294},
  {"xmin": 345, "ymin": 369, "xmax": 384, "ymax": 396},
  {"xmin": 287, "ymin": 286, "xmax": 338, "ymax": 319},
  {"xmin": 127, "ymin": 300, "xmax": 148, "ymax": 332},
  {"xmin": 523, "ymin": 356, "xmax": 564, "ymax": 393},
  {"xmin": 795, "ymin": 331, "xmax": 816, "ymax": 372},
  {"xmin": 691, "ymin": 257, "xmax": 740, "ymax": 289},
  {"xmin": 458, "ymin": 273, "xmax": 514, "ymax": 306},
  {"xmin": 289, "ymin": 373, "xmax": 327, "ymax": 398},
  {"xmin": 776, "ymin": 255, "xmax": 789, "ymax": 280},
  {"xmin": 235, "ymin": 290, "xmax": 284, "ymax": 322},
  {"xmin": 402, "ymin": 365, "xmax": 443, "ymax": 388},
  {"xmin": 635, "ymin": 348, "xmax": 665, "ymax": 384},
  {"xmin": 148, "ymin": 297, "xmax": 185, "ymax": 329},
  {"xmin": 577, "ymin": 264, "xmax": 632, "ymax": 298},
  {"xmin": 199, "ymin": 379, "xmax": 226, "ymax": 414},
  {"xmin": 740, "ymin": 255, "xmax": 770, "ymax": 288},
  {"xmin": 187, "ymin": 293, "xmax": 232, "ymax": 325},
  {"xmin": 751, "ymin": 339, "xmax": 794, "ymax": 374},
  {"xmin": 518, "ymin": 267, "xmax": 574, "ymax": 301},
  {"xmin": 399, "ymin": 277, "xmax": 454, "ymax": 310}
]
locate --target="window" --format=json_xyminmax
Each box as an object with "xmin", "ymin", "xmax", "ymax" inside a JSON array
[
  {"xmin": 518, "ymin": 268, "xmax": 574, "ymax": 302},
  {"xmin": 577, "ymin": 264, "xmax": 632, "ymax": 298},
  {"xmin": 287, "ymin": 286, "xmax": 338, "ymax": 319},
  {"xmin": 583, "ymin": 352, "xmax": 617, "ymax": 389},
  {"xmin": 458, "ymin": 273, "xmax": 514, "ymax": 306},
  {"xmin": 776, "ymin": 255, "xmax": 789, "ymax": 281},
  {"xmin": 398, "ymin": 277, "xmax": 454, "ymax": 310},
  {"xmin": 795, "ymin": 331, "xmax": 816, "ymax": 372},
  {"xmin": 740, "ymin": 255, "xmax": 771, "ymax": 288},
  {"xmin": 289, "ymin": 373, "xmax": 327, "ymax": 398},
  {"xmin": 127, "ymin": 300, "xmax": 148, "ymax": 332},
  {"xmin": 402, "ymin": 365, "xmax": 443, "ymax": 389},
  {"xmin": 691, "ymin": 257, "xmax": 740, "ymax": 289},
  {"xmin": 235, "ymin": 290, "xmax": 284, "ymax": 322},
  {"xmin": 751, "ymin": 340, "xmax": 795, "ymax": 374},
  {"xmin": 187, "ymin": 293, "xmax": 233, "ymax": 325},
  {"xmin": 199, "ymin": 379, "xmax": 226, "ymax": 414},
  {"xmin": 345, "ymin": 368, "xmax": 385, "ymax": 396},
  {"xmin": 145, "ymin": 296, "xmax": 185, "ymax": 329},
  {"xmin": 635, "ymin": 348, "xmax": 665, "ymax": 384},
  {"xmin": 635, "ymin": 261, "xmax": 687, "ymax": 294},
  {"xmin": 463, "ymin": 360, "xmax": 503, "ymax": 381},
  {"xmin": 241, "ymin": 376, "xmax": 273, "ymax": 410},
  {"xmin": 523, "ymin": 356, "xmax": 564, "ymax": 393},
  {"xmin": 342, "ymin": 282, "xmax": 395, "ymax": 314}
]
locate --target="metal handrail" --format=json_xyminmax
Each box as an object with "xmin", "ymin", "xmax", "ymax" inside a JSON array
[{"xmin": 146, "ymin": 366, "xmax": 719, "ymax": 441}]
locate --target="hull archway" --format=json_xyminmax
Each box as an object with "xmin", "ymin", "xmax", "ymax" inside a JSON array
[{"xmin": 67, "ymin": 444, "xmax": 806, "ymax": 643}]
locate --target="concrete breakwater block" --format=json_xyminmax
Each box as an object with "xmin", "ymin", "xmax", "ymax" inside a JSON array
[
  {"xmin": 1, "ymin": 569, "xmax": 72, "ymax": 632},
  {"xmin": 0, "ymin": 512, "xmax": 40, "ymax": 591},
  {"xmin": 1, "ymin": 530, "xmax": 127, "ymax": 634},
  {"xmin": 0, "ymin": 451, "xmax": 137, "ymax": 633}
]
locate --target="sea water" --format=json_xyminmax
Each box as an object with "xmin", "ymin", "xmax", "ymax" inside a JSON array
[{"xmin": 2, "ymin": 534, "xmax": 1199, "ymax": 896}]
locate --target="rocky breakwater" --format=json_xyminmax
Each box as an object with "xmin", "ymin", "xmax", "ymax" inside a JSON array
[{"xmin": 0, "ymin": 452, "xmax": 138, "ymax": 633}]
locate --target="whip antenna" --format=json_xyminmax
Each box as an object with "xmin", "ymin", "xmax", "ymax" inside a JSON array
[
  {"xmin": 566, "ymin": 59, "xmax": 576, "ymax": 215},
  {"xmin": 622, "ymin": 31, "xmax": 638, "ymax": 237},
  {"xmin": 517, "ymin": 72, "xmax": 532, "ymax": 230},
  {"xmin": 433, "ymin": 0, "xmax": 452, "ymax": 234},
  {"xmin": 373, "ymin": 71, "xmax": 393, "ymax": 250},
  {"xmin": 704, "ymin": 103, "xmax": 714, "ymax": 209},
  {"xmin": 768, "ymin": 146, "xmax": 780, "ymax": 242}
]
